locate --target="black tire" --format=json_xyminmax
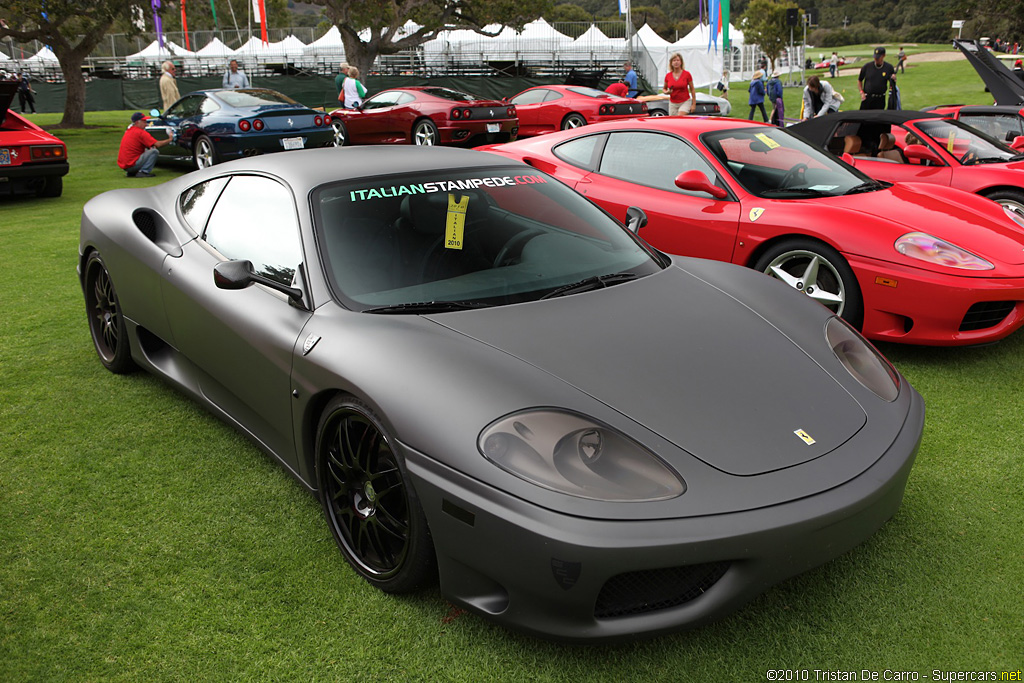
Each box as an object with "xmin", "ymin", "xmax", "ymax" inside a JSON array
[
  {"xmin": 193, "ymin": 135, "xmax": 218, "ymax": 169},
  {"xmin": 411, "ymin": 119, "xmax": 439, "ymax": 146},
  {"xmin": 330, "ymin": 119, "xmax": 348, "ymax": 147},
  {"xmin": 985, "ymin": 188, "xmax": 1024, "ymax": 217},
  {"xmin": 648, "ymin": 108, "xmax": 668, "ymax": 117},
  {"xmin": 561, "ymin": 113, "xmax": 587, "ymax": 130},
  {"xmin": 315, "ymin": 396, "xmax": 436, "ymax": 593},
  {"xmin": 84, "ymin": 251, "xmax": 136, "ymax": 374},
  {"xmin": 753, "ymin": 238, "xmax": 864, "ymax": 328},
  {"xmin": 38, "ymin": 176, "xmax": 62, "ymax": 198}
]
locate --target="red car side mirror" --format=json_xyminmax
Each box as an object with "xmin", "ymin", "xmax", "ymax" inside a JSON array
[
  {"xmin": 674, "ymin": 170, "xmax": 728, "ymax": 199},
  {"xmin": 841, "ymin": 152, "xmax": 855, "ymax": 166},
  {"xmin": 903, "ymin": 144, "xmax": 942, "ymax": 165},
  {"xmin": 1011, "ymin": 135, "xmax": 1024, "ymax": 152}
]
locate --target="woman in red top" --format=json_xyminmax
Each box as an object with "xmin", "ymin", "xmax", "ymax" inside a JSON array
[{"xmin": 663, "ymin": 53, "xmax": 696, "ymax": 116}]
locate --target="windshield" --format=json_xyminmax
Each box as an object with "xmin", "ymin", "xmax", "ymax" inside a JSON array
[
  {"xmin": 915, "ymin": 119, "xmax": 1018, "ymax": 165},
  {"xmin": 567, "ymin": 86, "xmax": 614, "ymax": 99},
  {"xmin": 421, "ymin": 87, "xmax": 483, "ymax": 102},
  {"xmin": 701, "ymin": 126, "xmax": 876, "ymax": 198},
  {"xmin": 313, "ymin": 167, "xmax": 663, "ymax": 311},
  {"xmin": 216, "ymin": 89, "xmax": 298, "ymax": 108}
]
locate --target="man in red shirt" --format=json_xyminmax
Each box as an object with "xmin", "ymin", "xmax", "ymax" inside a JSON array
[
  {"xmin": 117, "ymin": 112, "xmax": 172, "ymax": 178},
  {"xmin": 605, "ymin": 81, "xmax": 629, "ymax": 97}
]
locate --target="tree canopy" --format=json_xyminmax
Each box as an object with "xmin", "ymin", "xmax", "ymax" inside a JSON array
[{"xmin": 740, "ymin": 0, "xmax": 796, "ymax": 73}]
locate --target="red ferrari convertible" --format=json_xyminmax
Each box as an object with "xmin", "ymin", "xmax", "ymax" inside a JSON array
[
  {"xmin": 328, "ymin": 86, "xmax": 517, "ymax": 147},
  {"xmin": 507, "ymin": 85, "xmax": 648, "ymax": 137},
  {"xmin": 481, "ymin": 117, "xmax": 1024, "ymax": 346},
  {"xmin": 791, "ymin": 110, "xmax": 1024, "ymax": 215},
  {"xmin": 0, "ymin": 80, "xmax": 68, "ymax": 198}
]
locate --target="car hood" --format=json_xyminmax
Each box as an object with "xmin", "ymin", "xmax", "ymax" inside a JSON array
[
  {"xmin": 430, "ymin": 266, "xmax": 866, "ymax": 476},
  {"xmin": 800, "ymin": 182, "xmax": 1024, "ymax": 267}
]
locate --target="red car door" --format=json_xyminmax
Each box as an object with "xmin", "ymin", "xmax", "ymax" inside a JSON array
[
  {"xmin": 851, "ymin": 125, "xmax": 954, "ymax": 187},
  {"xmin": 511, "ymin": 88, "xmax": 563, "ymax": 137},
  {"xmin": 575, "ymin": 131, "xmax": 741, "ymax": 261}
]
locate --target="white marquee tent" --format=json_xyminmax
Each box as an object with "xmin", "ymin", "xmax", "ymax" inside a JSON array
[{"xmin": 127, "ymin": 40, "xmax": 194, "ymax": 62}]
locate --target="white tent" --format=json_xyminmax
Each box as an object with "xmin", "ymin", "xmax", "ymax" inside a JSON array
[
  {"xmin": 126, "ymin": 40, "xmax": 194, "ymax": 61},
  {"xmin": 516, "ymin": 18, "xmax": 573, "ymax": 52},
  {"xmin": 196, "ymin": 37, "xmax": 236, "ymax": 58},
  {"xmin": 304, "ymin": 26, "xmax": 345, "ymax": 58},
  {"xmin": 565, "ymin": 24, "xmax": 627, "ymax": 64},
  {"xmin": 635, "ymin": 24, "xmax": 670, "ymax": 50},
  {"xmin": 265, "ymin": 35, "xmax": 307, "ymax": 60},
  {"xmin": 25, "ymin": 46, "xmax": 59, "ymax": 63},
  {"xmin": 233, "ymin": 36, "xmax": 273, "ymax": 60}
]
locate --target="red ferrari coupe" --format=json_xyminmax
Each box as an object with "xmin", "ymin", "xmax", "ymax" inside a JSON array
[
  {"xmin": 507, "ymin": 85, "xmax": 648, "ymax": 137},
  {"xmin": 481, "ymin": 117, "xmax": 1024, "ymax": 346},
  {"xmin": 0, "ymin": 80, "xmax": 68, "ymax": 198},
  {"xmin": 328, "ymin": 86, "xmax": 517, "ymax": 147},
  {"xmin": 924, "ymin": 104, "xmax": 1024, "ymax": 149},
  {"xmin": 791, "ymin": 110, "xmax": 1024, "ymax": 215}
]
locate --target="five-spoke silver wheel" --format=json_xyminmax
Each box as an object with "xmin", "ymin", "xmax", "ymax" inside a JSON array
[
  {"xmin": 412, "ymin": 119, "xmax": 439, "ymax": 146},
  {"xmin": 193, "ymin": 135, "xmax": 217, "ymax": 169},
  {"xmin": 754, "ymin": 239, "xmax": 863, "ymax": 327}
]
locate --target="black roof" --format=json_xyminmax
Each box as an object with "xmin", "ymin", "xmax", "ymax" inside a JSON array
[
  {"xmin": 949, "ymin": 105, "xmax": 1024, "ymax": 116},
  {"xmin": 789, "ymin": 110, "xmax": 946, "ymax": 145}
]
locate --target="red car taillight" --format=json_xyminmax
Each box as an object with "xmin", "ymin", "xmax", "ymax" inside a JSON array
[
  {"xmin": 507, "ymin": 106, "xmax": 515, "ymax": 117},
  {"xmin": 599, "ymin": 104, "xmax": 612, "ymax": 115},
  {"xmin": 252, "ymin": 118, "xmax": 265, "ymax": 131},
  {"xmin": 31, "ymin": 145, "xmax": 65, "ymax": 160},
  {"xmin": 314, "ymin": 115, "xmax": 323, "ymax": 126},
  {"xmin": 238, "ymin": 119, "xmax": 251, "ymax": 132}
]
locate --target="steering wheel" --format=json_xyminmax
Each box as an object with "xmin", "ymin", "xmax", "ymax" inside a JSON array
[
  {"xmin": 960, "ymin": 147, "xmax": 980, "ymax": 165},
  {"xmin": 493, "ymin": 229, "xmax": 542, "ymax": 268},
  {"xmin": 780, "ymin": 163, "xmax": 809, "ymax": 188}
]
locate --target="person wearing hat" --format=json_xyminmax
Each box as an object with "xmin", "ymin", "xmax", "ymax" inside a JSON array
[
  {"xmin": 767, "ymin": 70, "xmax": 784, "ymax": 125},
  {"xmin": 858, "ymin": 47, "xmax": 896, "ymax": 110},
  {"xmin": 1013, "ymin": 59, "xmax": 1024, "ymax": 83},
  {"xmin": 116, "ymin": 112, "xmax": 173, "ymax": 178}
]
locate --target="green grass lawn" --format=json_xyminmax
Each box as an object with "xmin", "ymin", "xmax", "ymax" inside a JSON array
[{"xmin": 2, "ymin": 84, "xmax": 1022, "ymax": 680}]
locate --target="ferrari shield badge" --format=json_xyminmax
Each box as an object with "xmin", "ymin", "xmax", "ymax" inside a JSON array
[
  {"xmin": 551, "ymin": 558, "xmax": 581, "ymax": 590},
  {"xmin": 793, "ymin": 429, "xmax": 816, "ymax": 445},
  {"xmin": 749, "ymin": 207, "xmax": 765, "ymax": 222}
]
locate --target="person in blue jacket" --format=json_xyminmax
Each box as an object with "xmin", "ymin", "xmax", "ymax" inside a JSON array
[
  {"xmin": 767, "ymin": 70, "xmax": 784, "ymax": 125},
  {"xmin": 748, "ymin": 70, "xmax": 768, "ymax": 121}
]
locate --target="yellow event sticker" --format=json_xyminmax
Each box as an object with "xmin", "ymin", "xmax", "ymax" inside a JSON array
[
  {"xmin": 445, "ymin": 194, "xmax": 468, "ymax": 250},
  {"xmin": 755, "ymin": 133, "xmax": 780, "ymax": 149},
  {"xmin": 947, "ymin": 130, "xmax": 956, "ymax": 153}
]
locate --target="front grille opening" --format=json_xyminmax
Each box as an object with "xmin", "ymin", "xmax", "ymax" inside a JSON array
[
  {"xmin": 595, "ymin": 562, "xmax": 730, "ymax": 619},
  {"xmin": 959, "ymin": 301, "xmax": 1016, "ymax": 331}
]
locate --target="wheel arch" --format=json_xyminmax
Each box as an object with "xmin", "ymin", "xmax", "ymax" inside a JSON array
[
  {"xmin": 979, "ymin": 185, "xmax": 1024, "ymax": 200},
  {"xmin": 742, "ymin": 232, "xmax": 847, "ymax": 271}
]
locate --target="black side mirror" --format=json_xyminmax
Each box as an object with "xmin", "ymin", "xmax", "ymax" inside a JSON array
[
  {"xmin": 625, "ymin": 206, "xmax": 648, "ymax": 233},
  {"xmin": 214, "ymin": 259, "xmax": 305, "ymax": 307}
]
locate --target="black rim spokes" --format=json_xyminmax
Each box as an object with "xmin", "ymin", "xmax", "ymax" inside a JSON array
[
  {"xmin": 91, "ymin": 267, "xmax": 118, "ymax": 357},
  {"xmin": 325, "ymin": 411, "xmax": 411, "ymax": 576}
]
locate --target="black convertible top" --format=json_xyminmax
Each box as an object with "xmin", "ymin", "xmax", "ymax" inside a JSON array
[{"xmin": 789, "ymin": 110, "xmax": 945, "ymax": 145}]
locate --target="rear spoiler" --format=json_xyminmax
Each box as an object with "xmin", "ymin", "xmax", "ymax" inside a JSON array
[{"xmin": 953, "ymin": 39, "xmax": 1024, "ymax": 106}]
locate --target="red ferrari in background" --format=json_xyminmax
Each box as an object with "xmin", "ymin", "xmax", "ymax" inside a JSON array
[
  {"xmin": 924, "ymin": 103, "xmax": 1024, "ymax": 149},
  {"xmin": 328, "ymin": 86, "xmax": 517, "ymax": 147},
  {"xmin": 481, "ymin": 117, "xmax": 1024, "ymax": 346},
  {"xmin": 790, "ymin": 110, "xmax": 1024, "ymax": 214},
  {"xmin": 0, "ymin": 80, "xmax": 68, "ymax": 198},
  {"xmin": 507, "ymin": 85, "xmax": 647, "ymax": 137}
]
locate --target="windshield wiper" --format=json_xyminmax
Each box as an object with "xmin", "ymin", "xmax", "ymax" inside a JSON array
[
  {"xmin": 540, "ymin": 272, "xmax": 639, "ymax": 300},
  {"xmin": 1008, "ymin": 153, "xmax": 1024, "ymax": 162},
  {"xmin": 760, "ymin": 187, "xmax": 832, "ymax": 197},
  {"xmin": 362, "ymin": 300, "xmax": 492, "ymax": 314},
  {"xmin": 968, "ymin": 156, "xmax": 1014, "ymax": 165},
  {"xmin": 844, "ymin": 180, "xmax": 884, "ymax": 195}
]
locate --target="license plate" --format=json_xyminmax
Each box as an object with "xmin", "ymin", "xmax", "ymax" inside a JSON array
[
  {"xmin": 0, "ymin": 149, "xmax": 10, "ymax": 165},
  {"xmin": 282, "ymin": 137, "xmax": 304, "ymax": 151},
  {"xmin": 486, "ymin": 123, "xmax": 500, "ymax": 133}
]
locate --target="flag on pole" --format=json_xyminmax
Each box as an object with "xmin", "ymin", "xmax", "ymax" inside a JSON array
[
  {"xmin": 723, "ymin": 0, "xmax": 730, "ymax": 50},
  {"xmin": 209, "ymin": 0, "xmax": 218, "ymax": 29},
  {"xmin": 251, "ymin": 0, "xmax": 268, "ymax": 44},
  {"xmin": 152, "ymin": 0, "xmax": 164, "ymax": 49},
  {"xmin": 181, "ymin": 0, "xmax": 190, "ymax": 50}
]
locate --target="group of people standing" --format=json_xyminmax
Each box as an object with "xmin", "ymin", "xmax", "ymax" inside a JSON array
[{"xmin": 744, "ymin": 44, "xmax": 899, "ymax": 125}]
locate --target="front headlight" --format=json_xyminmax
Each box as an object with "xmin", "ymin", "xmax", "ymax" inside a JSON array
[
  {"xmin": 479, "ymin": 410, "xmax": 685, "ymax": 502},
  {"xmin": 894, "ymin": 232, "xmax": 993, "ymax": 270},
  {"xmin": 1003, "ymin": 204, "xmax": 1024, "ymax": 229},
  {"xmin": 826, "ymin": 317, "xmax": 899, "ymax": 401}
]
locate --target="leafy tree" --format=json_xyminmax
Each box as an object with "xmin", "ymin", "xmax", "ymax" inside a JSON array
[
  {"xmin": 951, "ymin": 0, "xmax": 1024, "ymax": 41},
  {"xmin": 308, "ymin": 0, "xmax": 555, "ymax": 78},
  {"xmin": 0, "ymin": 1, "xmax": 152, "ymax": 127},
  {"xmin": 740, "ymin": 0, "xmax": 797, "ymax": 73}
]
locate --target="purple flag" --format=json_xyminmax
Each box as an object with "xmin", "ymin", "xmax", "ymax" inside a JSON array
[{"xmin": 152, "ymin": 0, "xmax": 164, "ymax": 48}]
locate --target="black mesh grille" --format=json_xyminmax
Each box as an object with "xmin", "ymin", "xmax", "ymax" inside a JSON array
[
  {"xmin": 594, "ymin": 562, "xmax": 730, "ymax": 619},
  {"xmin": 132, "ymin": 210, "xmax": 157, "ymax": 241},
  {"xmin": 959, "ymin": 301, "xmax": 1016, "ymax": 331},
  {"xmin": 466, "ymin": 107, "xmax": 512, "ymax": 121}
]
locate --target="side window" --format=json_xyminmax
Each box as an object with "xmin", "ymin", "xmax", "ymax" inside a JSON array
[
  {"xmin": 960, "ymin": 114, "xmax": 1023, "ymax": 143},
  {"xmin": 363, "ymin": 91, "xmax": 401, "ymax": 110},
  {"xmin": 511, "ymin": 89, "xmax": 549, "ymax": 105},
  {"xmin": 199, "ymin": 97, "xmax": 219, "ymax": 115},
  {"xmin": 203, "ymin": 176, "xmax": 302, "ymax": 287},
  {"xmin": 180, "ymin": 176, "xmax": 230, "ymax": 235},
  {"xmin": 395, "ymin": 92, "xmax": 415, "ymax": 106},
  {"xmin": 599, "ymin": 132, "xmax": 721, "ymax": 197},
  {"xmin": 553, "ymin": 134, "xmax": 605, "ymax": 170}
]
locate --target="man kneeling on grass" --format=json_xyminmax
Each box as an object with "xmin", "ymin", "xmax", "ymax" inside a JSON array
[{"xmin": 117, "ymin": 112, "xmax": 172, "ymax": 178}]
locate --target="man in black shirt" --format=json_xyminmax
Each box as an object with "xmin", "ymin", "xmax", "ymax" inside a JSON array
[{"xmin": 858, "ymin": 46, "xmax": 896, "ymax": 110}]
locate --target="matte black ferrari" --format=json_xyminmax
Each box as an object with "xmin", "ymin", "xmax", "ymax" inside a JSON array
[{"xmin": 79, "ymin": 146, "xmax": 923, "ymax": 641}]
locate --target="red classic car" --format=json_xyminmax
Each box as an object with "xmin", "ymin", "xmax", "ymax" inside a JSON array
[
  {"xmin": 924, "ymin": 104, "xmax": 1024, "ymax": 149},
  {"xmin": 481, "ymin": 116, "xmax": 1024, "ymax": 346},
  {"xmin": 0, "ymin": 80, "xmax": 68, "ymax": 198},
  {"xmin": 328, "ymin": 86, "xmax": 517, "ymax": 147},
  {"xmin": 791, "ymin": 110, "xmax": 1024, "ymax": 215},
  {"xmin": 507, "ymin": 85, "xmax": 648, "ymax": 137}
]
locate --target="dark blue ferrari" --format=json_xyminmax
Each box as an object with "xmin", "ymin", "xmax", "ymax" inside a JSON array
[{"xmin": 146, "ymin": 88, "xmax": 337, "ymax": 170}]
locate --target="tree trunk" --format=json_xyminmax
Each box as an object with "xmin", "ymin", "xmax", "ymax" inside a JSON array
[{"xmin": 59, "ymin": 58, "xmax": 88, "ymax": 128}]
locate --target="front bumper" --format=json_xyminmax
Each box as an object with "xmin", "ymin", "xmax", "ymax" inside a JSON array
[
  {"xmin": 849, "ymin": 253, "xmax": 1024, "ymax": 345},
  {"xmin": 401, "ymin": 389, "xmax": 924, "ymax": 642}
]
